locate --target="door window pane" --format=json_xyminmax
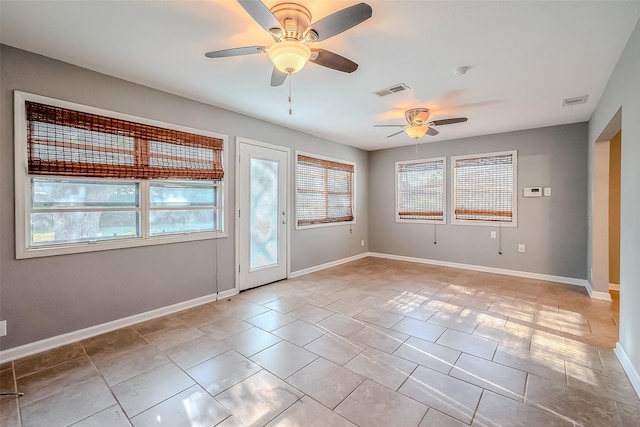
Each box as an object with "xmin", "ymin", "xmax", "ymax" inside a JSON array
[{"xmin": 250, "ymin": 158, "xmax": 278, "ymax": 270}]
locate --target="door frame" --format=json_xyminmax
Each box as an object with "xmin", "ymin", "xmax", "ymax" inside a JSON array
[{"xmin": 235, "ymin": 136, "xmax": 291, "ymax": 293}]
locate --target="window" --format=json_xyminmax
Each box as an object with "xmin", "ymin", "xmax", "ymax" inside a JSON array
[
  {"xmin": 296, "ymin": 152, "xmax": 355, "ymax": 228},
  {"xmin": 15, "ymin": 92, "xmax": 227, "ymax": 258},
  {"xmin": 396, "ymin": 158, "xmax": 446, "ymax": 223},
  {"xmin": 452, "ymin": 150, "xmax": 517, "ymax": 226}
]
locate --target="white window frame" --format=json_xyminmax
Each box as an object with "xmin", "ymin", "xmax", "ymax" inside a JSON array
[
  {"xmin": 14, "ymin": 91, "xmax": 228, "ymax": 259},
  {"xmin": 395, "ymin": 157, "xmax": 447, "ymax": 224},
  {"xmin": 295, "ymin": 151, "xmax": 356, "ymax": 230},
  {"xmin": 451, "ymin": 149, "xmax": 517, "ymax": 227}
]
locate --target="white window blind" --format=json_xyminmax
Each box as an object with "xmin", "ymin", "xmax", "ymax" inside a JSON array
[
  {"xmin": 296, "ymin": 153, "xmax": 354, "ymax": 227},
  {"xmin": 396, "ymin": 158, "xmax": 445, "ymax": 222},
  {"xmin": 452, "ymin": 150, "xmax": 517, "ymax": 225}
]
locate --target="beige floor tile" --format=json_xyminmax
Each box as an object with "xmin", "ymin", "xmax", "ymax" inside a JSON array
[
  {"xmin": 451, "ymin": 353, "xmax": 527, "ymax": 401},
  {"xmin": 272, "ymin": 320, "xmax": 325, "ymax": 346},
  {"xmin": 130, "ymin": 385, "xmax": 229, "ymax": 427},
  {"xmin": 492, "ymin": 347, "xmax": 566, "ymax": 384},
  {"xmin": 345, "ymin": 347, "xmax": 417, "ymax": 390},
  {"xmin": 286, "ymin": 357, "xmax": 365, "ymax": 409},
  {"xmin": 473, "ymin": 322, "xmax": 532, "ymax": 350},
  {"xmin": 347, "ymin": 323, "xmax": 409, "ymax": 353},
  {"xmin": 287, "ymin": 304, "xmax": 334, "ymax": 323},
  {"xmin": 525, "ymin": 373, "xmax": 624, "ymax": 426},
  {"xmin": 187, "ymin": 350, "xmax": 261, "ymax": 396},
  {"xmin": 143, "ymin": 323, "xmax": 206, "ymax": 351},
  {"xmin": 20, "ymin": 377, "xmax": 115, "ymax": 427},
  {"xmin": 399, "ymin": 365, "xmax": 482, "ymax": 424},
  {"xmin": 565, "ymin": 359, "xmax": 640, "ymax": 407},
  {"xmin": 163, "ymin": 334, "xmax": 230, "ymax": 369},
  {"xmin": 354, "ymin": 308, "xmax": 404, "ymax": 329},
  {"xmin": 216, "ymin": 415, "xmax": 244, "ymax": 427},
  {"xmin": 111, "ymin": 362, "xmax": 194, "ymax": 418},
  {"xmin": 304, "ymin": 333, "xmax": 364, "ymax": 365},
  {"xmin": 17, "ymin": 355, "xmax": 99, "ymax": 406},
  {"xmin": 0, "ymin": 366, "xmax": 17, "ymax": 396},
  {"xmin": 324, "ymin": 299, "xmax": 369, "ymax": 317},
  {"xmin": 473, "ymin": 390, "xmax": 573, "ymax": 427},
  {"xmin": 94, "ymin": 345, "xmax": 169, "ymax": 386},
  {"xmin": 239, "ymin": 288, "xmax": 281, "ymax": 305},
  {"xmin": 132, "ymin": 314, "xmax": 186, "ymax": 335},
  {"xmin": 428, "ymin": 311, "xmax": 479, "ymax": 334},
  {"xmin": 214, "ymin": 299, "xmax": 270, "ymax": 320},
  {"xmin": 215, "ymin": 370, "xmax": 303, "ymax": 427},
  {"xmin": 246, "ymin": 310, "xmax": 296, "ymax": 332},
  {"xmin": 263, "ymin": 296, "xmax": 308, "ymax": 313},
  {"xmin": 70, "ymin": 404, "xmax": 130, "ymax": 426},
  {"xmin": 419, "ymin": 408, "xmax": 469, "ymax": 427},
  {"xmin": 80, "ymin": 328, "xmax": 148, "ymax": 364},
  {"xmin": 267, "ymin": 395, "xmax": 356, "ymax": 427},
  {"xmin": 390, "ymin": 302, "xmax": 438, "ymax": 321},
  {"xmin": 224, "ymin": 327, "xmax": 282, "ymax": 357},
  {"xmin": 437, "ymin": 329, "xmax": 498, "ymax": 360},
  {"xmin": 251, "ymin": 340, "xmax": 318, "ymax": 379},
  {"xmin": 199, "ymin": 317, "xmax": 253, "ymax": 340},
  {"xmin": 336, "ymin": 379, "xmax": 427, "ymax": 427},
  {"xmin": 617, "ymin": 401, "xmax": 640, "ymax": 427},
  {"xmin": 0, "ymin": 398, "xmax": 20, "ymax": 426},
  {"xmin": 13, "ymin": 343, "xmax": 85, "ymax": 379},
  {"xmin": 317, "ymin": 313, "xmax": 366, "ymax": 337},
  {"xmin": 394, "ymin": 336, "xmax": 461, "ymax": 374},
  {"xmin": 392, "ymin": 317, "xmax": 447, "ymax": 342}
]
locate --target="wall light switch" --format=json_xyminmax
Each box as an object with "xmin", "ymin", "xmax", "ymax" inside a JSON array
[
  {"xmin": 361, "ymin": 240, "xmax": 365, "ymax": 247},
  {"xmin": 490, "ymin": 231, "xmax": 497, "ymax": 239},
  {"xmin": 0, "ymin": 320, "xmax": 6, "ymax": 337},
  {"xmin": 518, "ymin": 244, "xmax": 526, "ymax": 253},
  {"xmin": 544, "ymin": 187, "xmax": 552, "ymax": 196}
]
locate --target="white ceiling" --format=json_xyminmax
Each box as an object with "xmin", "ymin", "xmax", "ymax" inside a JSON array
[{"xmin": 2, "ymin": 1, "xmax": 639, "ymax": 151}]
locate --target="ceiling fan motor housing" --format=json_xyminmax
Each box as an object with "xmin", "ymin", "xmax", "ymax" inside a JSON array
[
  {"xmin": 405, "ymin": 108, "xmax": 431, "ymax": 125},
  {"xmin": 270, "ymin": 3, "xmax": 312, "ymax": 41}
]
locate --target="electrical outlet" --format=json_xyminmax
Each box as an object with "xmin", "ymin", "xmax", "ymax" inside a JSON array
[
  {"xmin": 518, "ymin": 244, "xmax": 526, "ymax": 253},
  {"xmin": 361, "ymin": 240, "xmax": 365, "ymax": 247},
  {"xmin": 0, "ymin": 320, "xmax": 6, "ymax": 337},
  {"xmin": 490, "ymin": 231, "xmax": 497, "ymax": 239}
]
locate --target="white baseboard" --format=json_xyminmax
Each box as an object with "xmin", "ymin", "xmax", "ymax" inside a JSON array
[
  {"xmin": 585, "ymin": 280, "xmax": 613, "ymax": 301},
  {"xmin": 614, "ymin": 342, "xmax": 640, "ymax": 398},
  {"xmin": 289, "ymin": 252, "xmax": 370, "ymax": 278},
  {"xmin": 0, "ymin": 292, "xmax": 230, "ymax": 363},
  {"xmin": 367, "ymin": 252, "xmax": 590, "ymax": 289}
]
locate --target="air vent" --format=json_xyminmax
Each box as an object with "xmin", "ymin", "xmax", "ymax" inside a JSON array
[
  {"xmin": 374, "ymin": 83, "xmax": 410, "ymax": 97},
  {"xmin": 562, "ymin": 95, "xmax": 588, "ymax": 107}
]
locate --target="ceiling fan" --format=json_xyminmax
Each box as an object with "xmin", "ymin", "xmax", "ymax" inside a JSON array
[
  {"xmin": 205, "ymin": 1, "xmax": 372, "ymax": 86},
  {"xmin": 375, "ymin": 108, "xmax": 468, "ymax": 139}
]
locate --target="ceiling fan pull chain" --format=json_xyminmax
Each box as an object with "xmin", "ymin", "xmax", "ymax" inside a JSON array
[{"xmin": 288, "ymin": 76, "xmax": 293, "ymax": 115}]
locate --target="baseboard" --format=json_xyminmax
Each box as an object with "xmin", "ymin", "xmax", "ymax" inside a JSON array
[
  {"xmin": 609, "ymin": 283, "xmax": 620, "ymax": 291},
  {"xmin": 289, "ymin": 252, "xmax": 370, "ymax": 278},
  {"xmin": 0, "ymin": 292, "xmax": 227, "ymax": 363},
  {"xmin": 614, "ymin": 342, "xmax": 640, "ymax": 398},
  {"xmin": 585, "ymin": 280, "xmax": 613, "ymax": 301},
  {"xmin": 368, "ymin": 252, "xmax": 590, "ymax": 289}
]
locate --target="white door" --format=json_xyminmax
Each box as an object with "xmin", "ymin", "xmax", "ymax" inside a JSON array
[{"xmin": 238, "ymin": 140, "xmax": 288, "ymax": 291}]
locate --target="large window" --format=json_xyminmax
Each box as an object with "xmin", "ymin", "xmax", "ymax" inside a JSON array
[
  {"xmin": 396, "ymin": 158, "xmax": 446, "ymax": 223},
  {"xmin": 15, "ymin": 92, "xmax": 227, "ymax": 258},
  {"xmin": 451, "ymin": 150, "xmax": 517, "ymax": 226},
  {"xmin": 296, "ymin": 152, "xmax": 355, "ymax": 228}
]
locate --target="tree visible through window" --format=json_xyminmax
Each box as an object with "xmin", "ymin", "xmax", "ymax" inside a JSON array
[
  {"xmin": 452, "ymin": 150, "xmax": 517, "ymax": 225},
  {"xmin": 296, "ymin": 153, "xmax": 354, "ymax": 227}
]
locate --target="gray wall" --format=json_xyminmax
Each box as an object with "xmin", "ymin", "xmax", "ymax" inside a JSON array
[
  {"xmin": 588, "ymin": 18, "xmax": 640, "ymax": 385},
  {"xmin": 0, "ymin": 45, "xmax": 368, "ymax": 350},
  {"xmin": 368, "ymin": 123, "xmax": 588, "ymax": 280}
]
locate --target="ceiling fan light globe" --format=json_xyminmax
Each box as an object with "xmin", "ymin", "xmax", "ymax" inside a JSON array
[
  {"xmin": 405, "ymin": 125, "xmax": 428, "ymax": 139},
  {"xmin": 268, "ymin": 41, "xmax": 311, "ymax": 74}
]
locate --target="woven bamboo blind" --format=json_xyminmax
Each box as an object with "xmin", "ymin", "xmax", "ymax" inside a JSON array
[
  {"xmin": 454, "ymin": 152, "xmax": 514, "ymax": 222},
  {"xmin": 26, "ymin": 101, "xmax": 224, "ymax": 180},
  {"xmin": 297, "ymin": 154, "xmax": 354, "ymax": 226},
  {"xmin": 397, "ymin": 159, "xmax": 444, "ymax": 221}
]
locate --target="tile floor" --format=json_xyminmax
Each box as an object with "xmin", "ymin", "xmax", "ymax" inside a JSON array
[{"xmin": 0, "ymin": 257, "xmax": 636, "ymax": 426}]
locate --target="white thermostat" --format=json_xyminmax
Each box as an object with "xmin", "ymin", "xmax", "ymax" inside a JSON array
[{"xmin": 523, "ymin": 187, "xmax": 543, "ymax": 197}]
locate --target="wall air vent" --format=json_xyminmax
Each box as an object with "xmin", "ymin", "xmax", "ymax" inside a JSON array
[
  {"xmin": 562, "ymin": 95, "xmax": 588, "ymax": 107},
  {"xmin": 374, "ymin": 83, "xmax": 410, "ymax": 97}
]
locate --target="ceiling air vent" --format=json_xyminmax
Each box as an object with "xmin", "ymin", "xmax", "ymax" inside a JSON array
[
  {"xmin": 562, "ymin": 95, "xmax": 588, "ymax": 107},
  {"xmin": 374, "ymin": 83, "xmax": 410, "ymax": 97}
]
